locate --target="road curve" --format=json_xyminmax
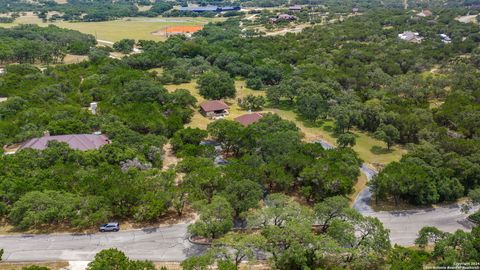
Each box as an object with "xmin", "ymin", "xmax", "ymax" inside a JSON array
[
  {"xmin": 315, "ymin": 139, "xmax": 477, "ymax": 246},
  {"xmin": 0, "ymin": 141, "xmax": 477, "ymax": 262},
  {"xmin": 0, "ymin": 223, "xmax": 207, "ymax": 262},
  {"xmin": 353, "ymin": 166, "xmax": 477, "ymax": 246}
]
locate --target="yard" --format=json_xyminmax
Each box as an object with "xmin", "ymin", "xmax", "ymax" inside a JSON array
[
  {"xmin": 165, "ymin": 80, "xmax": 406, "ymax": 165},
  {"xmin": 164, "ymin": 79, "xmax": 265, "ymax": 130},
  {"xmin": 0, "ymin": 13, "xmax": 222, "ymax": 42}
]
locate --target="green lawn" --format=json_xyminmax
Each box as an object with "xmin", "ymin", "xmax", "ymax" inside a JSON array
[
  {"xmin": 264, "ymin": 107, "xmax": 405, "ymax": 165},
  {"xmin": 0, "ymin": 13, "xmax": 222, "ymax": 42}
]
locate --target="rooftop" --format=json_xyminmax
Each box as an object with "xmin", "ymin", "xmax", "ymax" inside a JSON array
[
  {"xmin": 200, "ymin": 100, "xmax": 229, "ymax": 112},
  {"xmin": 289, "ymin": 5, "xmax": 302, "ymax": 10},
  {"xmin": 19, "ymin": 134, "xmax": 110, "ymax": 151},
  {"xmin": 398, "ymin": 31, "xmax": 423, "ymax": 42},
  {"xmin": 234, "ymin": 112, "xmax": 263, "ymax": 126},
  {"xmin": 278, "ymin": 14, "xmax": 296, "ymax": 20},
  {"xmin": 179, "ymin": 6, "xmax": 219, "ymax": 12}
]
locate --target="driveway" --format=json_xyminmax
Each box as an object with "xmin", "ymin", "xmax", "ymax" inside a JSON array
[
  {"xmin": 0, "ymin": 223, "xmax": 207, "ymax": 262},
  {"xmin": 315, "ymin": 139, "xmax": 477, "ymax": 246}
]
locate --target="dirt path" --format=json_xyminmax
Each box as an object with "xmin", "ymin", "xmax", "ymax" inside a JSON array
[
  {"xmin": 162, "ymin": 142, "xmax": 180, "ymax": 171},
  {"xmin": 264, "ymin": 24, "xmax": 310, "ymax": 36}
]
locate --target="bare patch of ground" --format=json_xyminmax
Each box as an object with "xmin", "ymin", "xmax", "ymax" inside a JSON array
[
  {"xmin": 429, "ymin": 99, "xmax": 444, "ymax": 109},
  {"xmin": 137, "ymin": 5, "xmax": 153, "ymax": 12},
  {"xmin": 162, "ymin": 142, "xmax": 181, "ymax": 171},
  {"xmin": 0, "ymin": 261, "xmax": 69, "ymax": 270},
  {"xmin": 255, "ymin": 23, "xmax": 311, "ymax": 37},
  {"xmin": 456, "ymin": 15, "xmax": 478, "ymax": 24},
  {"xmin": 62, "ymin": 54, "xmax": 89, "ymax": 64}
]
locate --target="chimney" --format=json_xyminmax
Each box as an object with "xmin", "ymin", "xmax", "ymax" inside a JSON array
[{"xmin": 43, "ymin": 130, "xmax": 50, "ymax": 137}]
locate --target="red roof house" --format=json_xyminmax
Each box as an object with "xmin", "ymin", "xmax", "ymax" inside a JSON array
[
  {"xmin": 19, "ymin": 133, "xmax": 110, "ymax": 151},
  {"xmin": 234, "ymin": 112, "xmax": 263, "ymax": 126}
]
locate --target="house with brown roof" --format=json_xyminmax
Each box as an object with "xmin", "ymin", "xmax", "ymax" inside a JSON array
[
  {"xmin": 270, "ymin": 13, "xmax": 297, "ymax": 23},
  {"xmin": 18, "ymin": 133, "xmax": 110, "ymax": 152},
  {"xmin": 200, "ymin": 100, "xmax": 230, "ymax": 119},
  {"xmin": 234, "ymin": 112, "xmax": 263, "ymax": 126}
]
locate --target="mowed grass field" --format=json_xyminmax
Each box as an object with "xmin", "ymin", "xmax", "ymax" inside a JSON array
[
  {"xmin": 164, "ymin": 80, "xmax": 406, "ymax": 165},
  {"xmin": 0, "ymin": 13, "xmax": 222, "ymax": 42}
]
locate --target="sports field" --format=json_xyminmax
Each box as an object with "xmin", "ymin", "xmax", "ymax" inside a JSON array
[{"xmin": 0, "ymin": 13, "xmax": 222, "ymax": 42}]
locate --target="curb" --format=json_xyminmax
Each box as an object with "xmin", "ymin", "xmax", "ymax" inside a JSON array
[{"xmin": 187, "ymin": 235, "xmax": 212, "ymax": 246}]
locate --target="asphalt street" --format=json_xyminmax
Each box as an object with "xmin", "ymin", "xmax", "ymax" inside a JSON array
[
  {"xmin": 354, "ymin": 164, "xmax": 478, "ymax": 246},
  {"xmin": 318, "ymin": 139, "xmax": 477, "ymax": 246},
  {"xmin": 0, "ymin": 223, "xmax": 207, "ymax": 262},
  {"xmin": 0, "ymin": 140, "xmax": 477, "ymax": 261}
]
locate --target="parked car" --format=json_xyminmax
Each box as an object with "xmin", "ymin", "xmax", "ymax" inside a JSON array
[{"xmin": 99, "ymin": 222, "xmax": 120, "ymax": 232}]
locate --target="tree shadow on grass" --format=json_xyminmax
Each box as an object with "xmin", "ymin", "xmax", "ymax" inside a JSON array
[
  {"xmin": 370, "ymin": 145, "xmax": 394, "ymax": 155},
  {"xmin": 322, "ymin": 124, "xmax": 334, "ymax": 133}
]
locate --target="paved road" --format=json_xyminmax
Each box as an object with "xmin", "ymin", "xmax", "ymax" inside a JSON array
[
  {"xmin": 1, "ymin": 141, "xmax": 477, "ymax": 262},
  {"xmin": 354, "ymin": 164, "xmax": 477, "ymax": 246},
  {"xmin": 316, "ymin": 139, "xmax": 477, "ymax": 246},
  {"xmin": 0, "ymin": 223, "xmax": 207, "ymax": 262}
]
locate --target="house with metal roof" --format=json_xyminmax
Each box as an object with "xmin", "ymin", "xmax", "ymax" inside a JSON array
[
  {"xmin": 18, "ymin": 133, "xmax": 110, "ymax": 151},
  {"xmin": 234, "ymin": 112, "xmax": 263, "ymax": 126},
  {"xmin": 178, "ymin": 6, "xmax": 240, "ymax": 12},
  {"xmin": 179, "ymin": 6, "xmax": 220, "ymax": 12}
]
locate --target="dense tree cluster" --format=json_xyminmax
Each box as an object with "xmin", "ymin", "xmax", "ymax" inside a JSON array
[
  {"xmin": 123, "ymin": 9, "xmax": 480, "ymax": 206},
  {"xmin": 0, "ymin": 0, "xmax": 177, "ymax": 22},
  {"xmin": 173, "ymin": 115, "xmax": 361, "ymax": 241},
  {"xmin": 184, "ymin": 195, "xmax": 391, "ymax": 270},
  {"xmin": 0, "ymin": 3, "xmax": 479, "ymax": 269},
  {"xmin": 0, "ymin": 25, "xmax": 95, "ymax": 64},
  {"xmin": 0, "ymin": 58, "xmax": 198, "ymax": 229},
  {"xmin": 113, "ymin": 39, "xmax": 135, "ymax": 54}
]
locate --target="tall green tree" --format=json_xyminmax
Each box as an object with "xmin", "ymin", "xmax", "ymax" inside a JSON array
[
  {"xmin": 223, "ymin": 179, "xmax": 263, "ymax": 217},
  {"xmin": 374, "ymin": 124, "xmax": 400, "ymax": 150},
  {"xmin": 198, "ymin": 70, "xmax": 236, "ymax": 100},
  {"xmin": 113, "ymin": 39, "xmax": 135, "ymax": 54},
  {"xmin": 87, "ymin": 248, "xmax": 155, "ymax": 270},
  {"xmin": 188, "ymin": 196, "xmax": 235, "ymax": 240}
]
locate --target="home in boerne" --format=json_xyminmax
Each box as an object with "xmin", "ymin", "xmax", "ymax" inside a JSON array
[{"xmin": 200, "ymin": 100, "xmax": 230, "ymax": 119}]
